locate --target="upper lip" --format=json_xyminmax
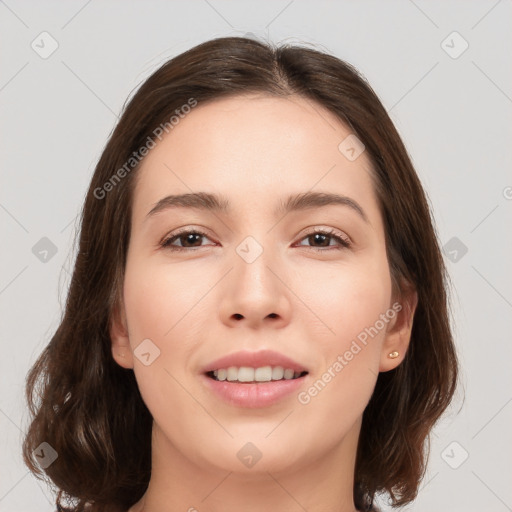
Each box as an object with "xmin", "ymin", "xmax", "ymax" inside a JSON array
[{"xmin": 202, "ymin": 349, "xmax": 309, "ymax": 374}]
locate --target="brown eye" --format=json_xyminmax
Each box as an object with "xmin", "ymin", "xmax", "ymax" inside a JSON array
[
  {"xmin": 297, "ymin": 228, "xmax": 351, "ymax": 251},
  {"xmin": 161, "ymin": 229, "xmax": 212, "ymax": 251}
]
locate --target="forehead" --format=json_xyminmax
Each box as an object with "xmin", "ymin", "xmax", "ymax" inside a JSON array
[{"xmin": 131, "ymin": 94, "xmax": 381, "ymax": 227}]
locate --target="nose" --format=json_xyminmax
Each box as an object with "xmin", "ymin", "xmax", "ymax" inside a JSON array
[{"xmin": 217, "ymin": 244, "xmax": 292, "ymax": 329}]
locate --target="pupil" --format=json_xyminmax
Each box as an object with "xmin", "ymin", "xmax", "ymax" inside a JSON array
[
  {"xmin": 184, "ymin": 233, "xmax": 200, "ymax": 246},
  {"xmin": 312, "ymin": 233, "xmax": 328, "ymax": 246}
]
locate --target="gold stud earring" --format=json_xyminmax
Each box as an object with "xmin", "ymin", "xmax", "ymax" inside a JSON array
[{"xmin": 388, "ymin": 351, "xmax": 399, "ymax": 359}]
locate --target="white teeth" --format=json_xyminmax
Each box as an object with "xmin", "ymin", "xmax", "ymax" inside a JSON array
[
  {"xmin": 271, "ymin": 366, "xmax": 284, "ymax": 380},
  {"xmin": 227, "ymin": 367, "xmax": 238, "ymax": 381},
  {"xmin": 283, "ymin": 368, "xmax": 295, "ymax": 380},
  {"xmin": 254, "ymin": 366, "xmax": 272, "ymax": 381},
  {"xmin": 211, "ymin": 365, "xmax": 305, "ymax": 382},
  {"xmin": 237, "ymin": 367, "xmax": 255, "ymax": 382}
]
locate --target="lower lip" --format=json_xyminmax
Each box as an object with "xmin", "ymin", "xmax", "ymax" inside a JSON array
[{"xmin": 201, "ymin": 374, "xmax": 308, "ymax": 408}]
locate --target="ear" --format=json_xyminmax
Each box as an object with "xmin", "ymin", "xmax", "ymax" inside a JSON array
[
  {"xmin": 379, "ymin": 280, "xmax": 418, "ymax": 372},
  {"xmin": 110, "ymin": 296, "xmax": 134, "ymax": 369}
]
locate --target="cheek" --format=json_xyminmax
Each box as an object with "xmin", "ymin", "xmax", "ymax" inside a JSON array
[
  {"xmin": 123, "ymin": 251, "xmax": 206, "ymax": 345},
  {"xmin": 296, "ymin": 253, "xmax": 392, "ymax": 350},
  {"xmin": 294, "ymin": 266, "xmax": 392, "ymax": 433},
  {"xmin": 122, "ymin": 256, "xmax": 207, "ymax": 434},
  {"xmin": 293, "ymin": 255, "xmax": 392, "ymax": 405}
]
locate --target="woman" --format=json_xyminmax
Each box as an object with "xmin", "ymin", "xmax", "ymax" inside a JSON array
[{"xmin": 22, "ymin": 36, "xmax": 459, "ymax": 512}]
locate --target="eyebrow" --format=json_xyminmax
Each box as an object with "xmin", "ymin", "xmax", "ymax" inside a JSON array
[{"xmin": 145, "ymin": 191, "xmax": 369, "ymax": 223}]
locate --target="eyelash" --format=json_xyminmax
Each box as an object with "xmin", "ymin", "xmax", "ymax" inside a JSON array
[{"xmin": 160, "ymin": 227, "xmax": 351, "ymax": 252}]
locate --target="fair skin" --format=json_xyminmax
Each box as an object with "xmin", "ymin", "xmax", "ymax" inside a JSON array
[{"xmin": 111, "ymin": 94, "xmax": 418, "ymax": 512}]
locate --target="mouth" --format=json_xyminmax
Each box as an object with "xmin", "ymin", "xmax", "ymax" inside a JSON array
[
  {"xmin": 202, "ymin": 366, "xmax": 310, "ymax": 408},
  {"xmin": 205, "ymin": 366, "xmax": 309, "ymax": 383},
  {"xmin": 200, "ymin": 350, "xmax": 310, "ymax": 407}
]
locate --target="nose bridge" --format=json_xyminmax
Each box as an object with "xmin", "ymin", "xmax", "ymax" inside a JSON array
[
  {"xmin": 218, "ymin": 231, "xmax": 290, "ymax": 326},
  {"xmin": 234, "ymin": 233, "xmax": 279, "ymax": 300}
]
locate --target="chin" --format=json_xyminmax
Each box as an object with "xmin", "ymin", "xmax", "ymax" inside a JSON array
[{"xmin": 195, "ymin": 436, "xmax": 310, "ymax": 476}]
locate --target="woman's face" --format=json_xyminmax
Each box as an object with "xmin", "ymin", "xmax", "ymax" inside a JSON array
[{"xmin": 111, "ymin": 94, "xmax": 415, "ymax": 475}]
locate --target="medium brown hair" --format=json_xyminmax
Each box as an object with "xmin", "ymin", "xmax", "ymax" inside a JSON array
[{"xmin": 22, "ymin": 36, "xmax": 459, "ymax": 512}]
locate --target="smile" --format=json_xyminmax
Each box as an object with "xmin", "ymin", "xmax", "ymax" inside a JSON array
[{"xmin": 207, "ymin": 365, "xmax": 308, "ymax": 382}]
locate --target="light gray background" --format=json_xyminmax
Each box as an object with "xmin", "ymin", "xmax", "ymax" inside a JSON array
[{"xmin": 1, "ymin": 1, "xmax": 511, "ymax": 511}]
